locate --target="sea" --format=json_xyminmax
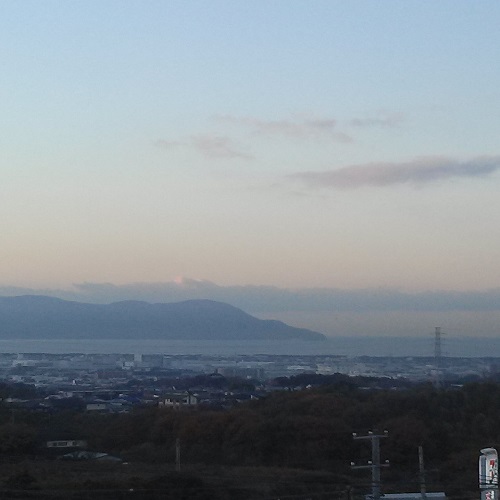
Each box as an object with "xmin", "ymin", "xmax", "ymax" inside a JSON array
[{"xmin": 0, "ymin": 336, "xmax": 498, "ymax": 357}]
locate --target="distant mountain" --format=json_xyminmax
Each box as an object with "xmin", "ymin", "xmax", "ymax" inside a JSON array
[{"xmin": 0, "ymin": 296, "xmax": 325, "ymax": 341}]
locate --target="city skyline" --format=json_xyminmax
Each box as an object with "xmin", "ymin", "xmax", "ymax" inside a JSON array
[{"xmin": 2, "ymin": 2, "xmax": 500, "ymax": 337}]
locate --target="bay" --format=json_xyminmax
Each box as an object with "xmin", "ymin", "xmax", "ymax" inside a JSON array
[{"xmin": 0, "ymin": 336, "xmax": 498, "ymax": 357}]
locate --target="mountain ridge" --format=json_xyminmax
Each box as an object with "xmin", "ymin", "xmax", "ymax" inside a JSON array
[{"xmin": 0, "ymin": 296, "xmax": 325, "ymax": 341}]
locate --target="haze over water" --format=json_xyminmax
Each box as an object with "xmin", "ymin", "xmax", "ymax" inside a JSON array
[{"xmin": 2, "ymin": 337, "xmax": 500, "ymax": 358}]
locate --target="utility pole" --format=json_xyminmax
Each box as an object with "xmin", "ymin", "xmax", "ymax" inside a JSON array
[
  {"xmin": 351, "ymin": 431, "xmax": 389, "ymax": 500},
  {"xmin": 419, "ymin": 445, "xmax": 427, "ymax": 499},
  {"xmin": 175, "ymin": 437, "xmax": 181, "ymax": 472}
]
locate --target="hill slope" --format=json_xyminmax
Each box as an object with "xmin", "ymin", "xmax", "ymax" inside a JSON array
[{"xmin": 0, "ymin": 296, "xmax": 325, "ymax": 341}]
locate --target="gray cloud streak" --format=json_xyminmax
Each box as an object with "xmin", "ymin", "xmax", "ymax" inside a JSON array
[
  {"xmin": 289, "ymin": 156, "xmax": 500, "ymax": 189},
  {"xmin": 348, "ymin": 111, "xmax": 405, "ymax": 128},
  {"xmin": 156, "ymin": 135, "xmax": 253, "ymax": 160},
  {"xmin": 216, "ymin": 115, "xmax": 352, "ymax": 143}
]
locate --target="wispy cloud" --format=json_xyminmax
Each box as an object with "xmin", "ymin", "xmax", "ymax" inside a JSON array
[
  {"xmin": 289, "ymin": 156, "xmax": 500, "ymax": 189},
  {"xmin": 348, "ymin": 111, "xmax": 405, "ymax": 128},
  {"xmin": 156, "ymin": 135, "xmax": 253, "ymax": 160},
  {"xmin": 216, "ymin": 115, "xmax": 352, "ymax": 143}
]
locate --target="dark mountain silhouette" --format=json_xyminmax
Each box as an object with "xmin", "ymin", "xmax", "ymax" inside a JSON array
[{"xmin": 0, "ymin": 295, "xmax": 325, "ymax": 341}]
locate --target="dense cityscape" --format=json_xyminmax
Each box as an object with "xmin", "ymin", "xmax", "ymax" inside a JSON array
[{"xmin": 2, "ymin": 351, "xmax": 499, "ymax": 399}]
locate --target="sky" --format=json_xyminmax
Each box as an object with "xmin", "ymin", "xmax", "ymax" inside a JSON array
[{"xmin": 1, "ymin": 1, "xmax": 500, "ymax": 338}]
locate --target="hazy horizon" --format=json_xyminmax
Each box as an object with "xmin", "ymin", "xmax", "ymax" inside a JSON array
[{"xmin": 1, "ymin": 279, "xmax": 499, "ymax": 338}]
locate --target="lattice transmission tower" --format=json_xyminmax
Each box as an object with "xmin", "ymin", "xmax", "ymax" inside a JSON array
[{"xmin": 433, "ymin": 327, "xmax": 445, "ymax": 388}]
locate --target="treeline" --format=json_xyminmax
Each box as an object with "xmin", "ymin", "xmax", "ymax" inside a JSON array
[{"xmin": 1, "ymin": 378, "xmax": 499, "ymax": 497}]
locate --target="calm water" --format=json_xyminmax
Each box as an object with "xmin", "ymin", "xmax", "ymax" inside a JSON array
[{"xmin": 0, "ymin": 336, "xmax": 498, "ymax": 357}]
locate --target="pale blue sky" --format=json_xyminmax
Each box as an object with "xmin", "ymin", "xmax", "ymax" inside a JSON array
[{"xmin": 1, "ymin": 0, "xmax": 500, "ymax": 311}]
